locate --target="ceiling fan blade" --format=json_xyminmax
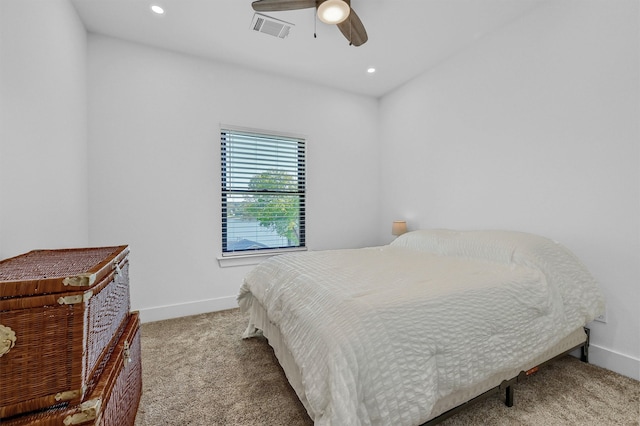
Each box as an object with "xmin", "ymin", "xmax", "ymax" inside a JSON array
[
  {"xmin": 336, "ymin": 8, "xmax": 368, "ymax": 46},
  {"xmin": 252, "ymin": 0, "xmax": 316, "ymax": 12}
]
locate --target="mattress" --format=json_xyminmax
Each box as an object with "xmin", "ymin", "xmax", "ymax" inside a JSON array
[{"xmin": 238, "ymin": 229, "xmax": 604, "ymax": 425}]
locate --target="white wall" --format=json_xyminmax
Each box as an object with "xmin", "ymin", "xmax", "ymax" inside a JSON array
[
  {"xmin": 378, "ymin": 0, "xmax": 639, "ymax": 379},
  {"xmin": 86, "ymin": 35, "xmax": 380, "ymax": 322},
  {"xmin": 0, "ymin": 0, "xmax": 89, "ymax": 258}
]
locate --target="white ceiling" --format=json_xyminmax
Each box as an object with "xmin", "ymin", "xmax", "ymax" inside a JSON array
[{"xmin": 71, "ymin": 0, "xmax": 550, "ymax": 98}]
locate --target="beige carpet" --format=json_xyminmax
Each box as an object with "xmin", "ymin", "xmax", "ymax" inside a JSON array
[{"xmin": 134, "ymin": 309, "xmax": 639, "ymax": 426}]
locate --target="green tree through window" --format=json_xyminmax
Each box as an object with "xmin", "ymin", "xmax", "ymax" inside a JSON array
[{"xmin": 244, "ymin": 170, "xmax": 300, "ymax": 245}]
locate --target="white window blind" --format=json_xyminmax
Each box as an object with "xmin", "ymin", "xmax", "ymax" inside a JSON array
[{"xmin": 221, "ymin": 128, "xmax": 306, "ymax": 255}]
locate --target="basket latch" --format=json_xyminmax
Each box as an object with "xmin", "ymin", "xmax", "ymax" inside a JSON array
[
  {"xmin": 55, "ymin": 389, "xmax": 81, "ymax": 402},
  {"xmin": 123, "ymin": 340, "xmax": 132, "ymax": 366},
  {"xmin": 63, "ymin": 399, "xmax": 102, "ymax": 425},
  {"xmin": 0, "ymin": 324, "xmax": 17, "ymax": 357},
  {"xmin": 58, "ymin": 291, "xmax": 93, "ymax": 305}
]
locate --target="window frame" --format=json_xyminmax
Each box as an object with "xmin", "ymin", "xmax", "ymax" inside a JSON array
[{"xmin": 219, "ymin": 125, "xmax": 307, "ymax": 260}]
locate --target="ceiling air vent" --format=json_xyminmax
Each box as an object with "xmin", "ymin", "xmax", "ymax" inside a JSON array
[{"xmin": 251, "ymin": 13, "xmax": 293, "ymax": 39}]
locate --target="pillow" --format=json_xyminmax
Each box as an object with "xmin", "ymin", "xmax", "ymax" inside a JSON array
[
  {"xmin": 389, "ymin": 229, "xmax": 452, "ymax": 253},
  {"xmin": 391, "ymin": 229, "xmax": 517, "ymax": 264},
  {"xmin": 391, "ymin": 229, "xmax": 604, "ymax": 325}
]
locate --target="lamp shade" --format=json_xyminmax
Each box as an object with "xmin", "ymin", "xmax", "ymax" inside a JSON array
[
  {"xmin": 392, "ymin": 221, "xmax": 407, "ymax": 236},
  {"xmin": 317, "ymin": 0, "xmax": 350, "ymax": 24}
]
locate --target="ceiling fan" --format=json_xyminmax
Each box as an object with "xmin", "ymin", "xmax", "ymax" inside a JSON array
[{"xmin": 251, "ymin": 0, "xmax": 368, "ymax": 46}]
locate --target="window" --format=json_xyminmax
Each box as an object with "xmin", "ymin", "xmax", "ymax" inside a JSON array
[{"xmin": 221, "ymin": 127, "xmax": 306, "ymax": 256}]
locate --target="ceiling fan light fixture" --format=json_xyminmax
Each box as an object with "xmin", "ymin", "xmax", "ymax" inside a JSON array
[{"xmin": 317, "ymin": 0, "xmax": 350, "ymax": 25}]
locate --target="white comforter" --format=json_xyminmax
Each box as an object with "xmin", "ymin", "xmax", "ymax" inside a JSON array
[{"xmin": 237, "ymin": 230, "xmax": 604, "ymax": 426}]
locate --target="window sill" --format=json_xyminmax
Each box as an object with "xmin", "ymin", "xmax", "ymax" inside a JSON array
[{"xmin": 217, "ymin": 247, "xmax": 307, "ymax": 268}]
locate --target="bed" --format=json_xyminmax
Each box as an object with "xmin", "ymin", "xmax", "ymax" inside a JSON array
[{"xmin": 237, "ymin": 229, "xmax": 605, "ymax": 425}]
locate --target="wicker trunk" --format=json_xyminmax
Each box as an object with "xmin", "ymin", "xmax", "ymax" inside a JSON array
[
  {"xmin": 3, "ymin": 312, "xmax": 142, "ymax": 426},
  {"xmin": 0, "ymin": 246, "xmax": 131, "ymax": 419}
]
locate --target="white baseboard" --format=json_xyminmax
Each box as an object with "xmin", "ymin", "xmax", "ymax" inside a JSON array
[
  {"xmin": 588, "ymin": 344, "xmax": 640, "ymax": 381},
  {"xmin": 135, "ymin": 295, "xmax": 238, "ymax": 323}
]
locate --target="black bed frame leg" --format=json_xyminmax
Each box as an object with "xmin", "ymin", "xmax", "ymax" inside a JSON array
[
  {"xmin": 581, "ymin": 327, "xmax": 590, "ymax": 363},
  {"xmin": 505, "ymin": 385, "xmax": 514, "ymax": 407}
]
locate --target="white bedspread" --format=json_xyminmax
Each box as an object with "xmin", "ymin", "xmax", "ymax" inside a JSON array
[{"xmin": 237, "ymin": 230, "xmax": 604, "ymax": 426}]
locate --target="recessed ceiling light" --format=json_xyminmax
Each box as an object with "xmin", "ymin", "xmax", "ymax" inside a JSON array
[
  {"xmin": 151, "ymin": 5, "xmax": 164, "ymax": 14},
  {"xmin": 367, "ymin": 67, "xmax": 376, "ymax": 74}
]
